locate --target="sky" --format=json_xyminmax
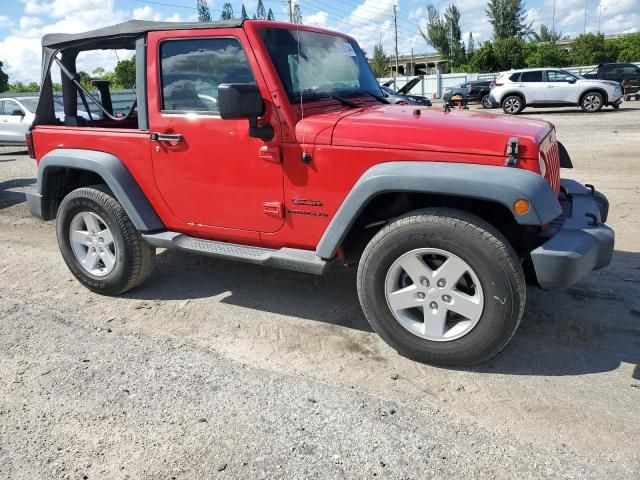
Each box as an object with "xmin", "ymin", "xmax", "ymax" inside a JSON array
[{"xmin": 0, "ymin": 0, "xmax": 638, "ymax": 83}]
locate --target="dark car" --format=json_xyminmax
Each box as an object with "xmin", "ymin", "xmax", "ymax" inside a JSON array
[
  {"xmin": 380, "ymin": 77, "xmax": 432, "ymax": 106},
  {"xmin": 582, "ymin": 63, "xmax": 640, "ymax": 91},
  {"xmin": 442, "ymin": 80, "xmax": 493, "ymax": 108}
]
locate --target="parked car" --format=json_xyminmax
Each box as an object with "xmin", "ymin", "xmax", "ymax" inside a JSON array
[
  {"xmin": 443, "ymin": 80, "xmax": 493, "ymax": 108},
  {"xmin": 489, "ymin": 68, "xmax": 624, "ymax": 114},
  {"xmin": 0, "ymin": 96, "xmax": 92, "ymax": 146},
  {"xmin": 27, "ymin": 20, "xmax": 613, "ymax": 367},
  {"xmin": 582, "ymin": 63, "xmax": 640, "ymax": 89},
  {"xmin": 380, "ymin": 77, "xmax": 432, "ymax": 106}
]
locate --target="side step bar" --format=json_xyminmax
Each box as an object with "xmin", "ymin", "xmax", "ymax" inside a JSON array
[{"xmin": 142, "ymin": 231, "xmax": 328, "ymax": 275}]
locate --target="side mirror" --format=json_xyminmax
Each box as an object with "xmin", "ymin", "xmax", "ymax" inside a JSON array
[
  {"xmin": 218, "ymin": 83, "xmax": 273, "ymax": 141},
  {"xmin": 11, "ymin": 109, "xmax": 25, "ymax": 116},
  {"xmin": 566, "ymin": 77, "xmax": 576, "ymax": 84}
]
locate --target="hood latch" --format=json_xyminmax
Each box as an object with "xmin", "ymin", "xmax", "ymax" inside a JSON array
[{"xmin": 505, "ymin": 137, "xmax": 519, "ymax": 167}]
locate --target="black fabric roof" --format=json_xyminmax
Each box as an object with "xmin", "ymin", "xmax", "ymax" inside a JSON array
[{"xmin": 42, "ymin": 19, "xmax": 244, "ymax": 50}]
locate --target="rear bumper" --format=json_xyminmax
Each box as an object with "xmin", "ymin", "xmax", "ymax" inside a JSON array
[
  {"xmin": 488, "ymin": 94, "xmax": 500, "ymax": 107},
  {"xmin": 530, "ymin": 179, "xmax": 614, "ymax": 289}
]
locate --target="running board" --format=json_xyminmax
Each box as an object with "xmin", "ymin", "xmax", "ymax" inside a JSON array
[{"xmin": 142, "ymin": 232, "xmax": 328, "ymax": 275}]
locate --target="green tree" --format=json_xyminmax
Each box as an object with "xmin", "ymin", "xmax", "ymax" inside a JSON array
[
  {"xmin": 569, "ymin": 33, "xmax": 613, "ymax": 65},
  {"xmin": 468, "ymin": 41, "xmax": 496, "ymax": 72},
  {"xmin": 220, "ymin": 3, "xmax": 234, "ymax": 20},
  {"xmin": 533, "ymin": 24, "xmax": 561, "ymax": 43},
  {"xmin": 486, "ymin": 0, "xmax": 533, "ymax": 39},
  {"xmin": 292, "ymin": 4, "xmax": 303, "ymax": 24},
  {"xmin": 467, "ymin": 32, "xmax": 475, "ymax": 59},
  {"xmin": 369, "ymin": 42, "xmax": 390, "ymax": 77},
  {"xmin": 113, "ymin": 56, "xmax": 136, "ymax": 89},
  {"xmin": 525, "ymin": 43, "xmax": 569, "ymax": 67},
  {"xmin": 8, "ymin": 81, "xmax": 40, "ymax": 93},
  {"xmin": 614, "ymin": 32, "xmax": 640, "ymax": 62},
  {"xmin": 0, "ymin": 60, "xmax": 9, "ymax": 93},
  {"xmin": 255, "ymin": 0, "xmax": 267, "ymax": 20},
  {"xmin": 197, "ymin": 0, "xmax": 211, "ymax": 22},
  {"xmin": 420, "ymin": 4, "xmax": 465, "ymax": 70},
  {"xmin": 492, "ymin": 37, "xmax": 527, "ymax": 70},
  {"xmin": 267, "ymin": 8, "xmax": 275, "ymax": 20},
  {"xmin": 240, "ymin": 4, "xmax": 249, "ymax": 20}
]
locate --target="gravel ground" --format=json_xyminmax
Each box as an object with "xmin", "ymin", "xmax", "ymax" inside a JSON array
[{"xmin": 0, "ymin": 103, "xmax": 639, "ymax": 479}]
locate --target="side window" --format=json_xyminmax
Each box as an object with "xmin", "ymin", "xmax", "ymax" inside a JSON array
[
  {"xmin": 509, "ymin": 73, "xmax": 521, "ymax": 82},
  {"xmin": 621, "ymin": 65, "xmax": 640, "ymax": 75},
  {"xmin": 601, "ymin": 65, "xmax": 618, "ymax": 74},
  {"xmin": 520, "ymin": 71, "xmax": 543, "ymax": 82},
  {"xmin": 547, "ymin": 70, "xmax": 571, "ymax": 82},
  {"xmin": 6, "ymin": 100, "xmax": 22, "ymax": 115},
  {"xmin": 160, "ymin": 37, "xmax": 255, "ymax": 113}
]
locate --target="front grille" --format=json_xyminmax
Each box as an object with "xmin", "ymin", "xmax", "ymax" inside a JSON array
[{"xmin": 540, "ymin": 133, "xmax": 561, "ymax": 195}]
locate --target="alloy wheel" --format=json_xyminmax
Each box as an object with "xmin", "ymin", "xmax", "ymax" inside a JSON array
[
  {"xmin": 69, "ymin": 211, "xmax": 117, "ymax": 277},
  {"xmin": 384, "ymin": 248, "xmax": 484, "ymax": 342}
]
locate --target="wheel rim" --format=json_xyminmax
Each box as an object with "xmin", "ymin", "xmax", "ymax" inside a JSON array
[
  {"xmin": 384, "ymin": 248, "xmax": 484, "ymax": 342},
  {"xmin": 482, "ymin": 96, "xmax": 492, "ymax": 108},
  {"xmin": 69, "ymin": 211, "xmax": 117, "ymax": 277},
  {"xmin": 504, "ymin": 97, "xmax": 520, "ymax": 113},
  {"xmin": 583, "ymin": 94, "xmax": 601, "ymax": 111}
]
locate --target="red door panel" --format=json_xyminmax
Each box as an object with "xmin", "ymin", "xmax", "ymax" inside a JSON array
[{"xmin": 147, "ymin": 29, "xmax": 284, "ymax": 234}]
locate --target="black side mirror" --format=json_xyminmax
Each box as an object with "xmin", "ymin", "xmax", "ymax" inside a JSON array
[
  {"xmin": 218, "ymin": 83, "xmax": 273, "ymax": 141},
  {"xmin": 11, "ymin": 109, "xmax": 25, "ymax": 116},
  {"xmin": 567, "ymin": 78, "xmax": 576, "ymax": 84}
]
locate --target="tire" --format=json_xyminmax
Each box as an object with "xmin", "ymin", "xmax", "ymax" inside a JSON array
[
  {"xmin": 612, "ymin": 104, "xmax": 620, "ymax": 110},
  {"xmin": 56, "ymin": 185, "xmax": 155, "ymax": 295},
  {"xmin": 357, "ymin": 208, "xmax": 525, "ymax": 367},
  {"xmin": 481, "ymin": 94, "xmax": 493, "ymax": 109},
  {"xmin": 502, "ymin": 95, "xmax": 524, "ymax": 114},
  {"xmin": 580, "ymin": 91, "xmax": 604, "ymax": 112}
]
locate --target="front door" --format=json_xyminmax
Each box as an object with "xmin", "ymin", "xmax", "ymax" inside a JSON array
[
  {"xmin": 0, "ymin": 99, "xmax": 29, "ymax": 144},
  {"xmin": 544, "ymin": 70, "xmax": 579, "ymax": 104},
  {"xmin": 147, "ymin": 30, "xmax": 284, "ymax": 233}
]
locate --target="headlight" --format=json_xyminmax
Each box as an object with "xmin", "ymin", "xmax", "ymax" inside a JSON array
[{"xmin": 538, "ymin": 152, "xmax": 547, "ymax": 177}]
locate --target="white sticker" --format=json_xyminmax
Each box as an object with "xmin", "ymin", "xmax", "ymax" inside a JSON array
[{"xmin": 335, "ymin": 40, "xmax": 356, "ymax": 56}]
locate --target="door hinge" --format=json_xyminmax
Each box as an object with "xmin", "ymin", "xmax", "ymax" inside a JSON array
[
  {"xmin": 259, "ymin": 146, "xmax": 281, "ymax": 163},
  {"xmin": 263, "ymin": 201, "xmax": 284, "ymax": 218}
]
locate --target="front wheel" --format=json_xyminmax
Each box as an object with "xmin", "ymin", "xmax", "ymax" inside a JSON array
[
  {"xmin": 357, "ymin": 208, "xmax": 525, "ymax": 367},
  {"xmin": 502, "ymin": 95, "xmax": 524, "ymax": 114},
  {"xmin": 581, "ymin": 91, "xmax": 604, "ymax": 112},
  {"xmin": 56, "ymin": 185, "xmax": 155, "ymax": 295}
]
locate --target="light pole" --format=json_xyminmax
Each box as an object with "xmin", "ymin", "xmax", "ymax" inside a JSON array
[
  {"xmin": 393, "ymin": 3, "xmax": 398, "ymax": 88},
  {"xmin": 598, "ymin": 3, "xmax": 604, "ymax": 33},
  {"xmin": 583, "ymin": 0, "xmax": 588, "ymax": 34}
]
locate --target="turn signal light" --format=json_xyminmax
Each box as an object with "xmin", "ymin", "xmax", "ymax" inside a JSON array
[{"xmin": 513, "ymin": 199, "xmax": 530, "ymax": 215}]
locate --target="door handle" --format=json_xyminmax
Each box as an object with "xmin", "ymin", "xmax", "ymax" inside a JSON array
[
  {"xmin": 150, "ymin": 132, "xmax": 183, "ymax": 142},
  {"xmin": 547, "ymin": 85, "xmax": 554, "ymax": 88}
]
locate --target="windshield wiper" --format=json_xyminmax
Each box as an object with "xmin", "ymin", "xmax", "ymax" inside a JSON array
[
  {"xmin": 351, "ymin": 90, "xmax": 390, "ymax": 104},
  {"xmin": 300, "ymin": 91, "xmax": 358, "ymax": 108}
]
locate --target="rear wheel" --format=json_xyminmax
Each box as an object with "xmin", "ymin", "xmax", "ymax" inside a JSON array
[
  {"xmin": 56, "ymin": 185, "xmax": 155, "ymax": 295},
  {"xmin": 580, "ymin": 91, "xmax": 604, "ymax": 112},
  {"xmin": 502, "ymin": 95, "xmax": 524, "ymax": 114},
  {"xmin": 481, "ymin": 94, "xmax": 493, "ymax": 109},
  {"xmin": 357, "ymin": 208, "xmax": 525, "ymax": 367}
]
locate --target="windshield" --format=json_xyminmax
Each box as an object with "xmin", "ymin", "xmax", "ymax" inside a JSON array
[
  {"xmin": 17, "ymin": 98, "xmax": 39, "ymax": 112},
  {"xmin": 260, "ymin": 27, "xmax": 381, "ymax": 103}
]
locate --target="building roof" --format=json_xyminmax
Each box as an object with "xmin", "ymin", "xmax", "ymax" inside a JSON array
[{"xmin": 42, "ymin": 19, "xmax": 244, "ymax": 50}]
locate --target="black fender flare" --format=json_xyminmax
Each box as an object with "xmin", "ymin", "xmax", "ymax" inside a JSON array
[
  {"xmin": 34, "ymin": 148, "xmax": 164, "ymax": 231},
  {"xmin": 315, "ymin": 162, "xmax": 562, "ymax": 259}
]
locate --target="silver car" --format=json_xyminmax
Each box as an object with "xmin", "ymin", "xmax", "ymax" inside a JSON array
[
  {"xmin": 0, "ymin": 97, "xmax": 38, "ymax": 146},
  {"xmin": 489, "ymin": 68, "xmax": 624, "ymax": 114},
  {"xmin": 0, "ymin": 96, "xmax": 92, "ymax": 146}
]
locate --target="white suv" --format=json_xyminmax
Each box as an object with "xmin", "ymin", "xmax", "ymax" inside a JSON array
[{"xmin": 489, "ymin": 68, "xmax": 624, "ymax": 114}]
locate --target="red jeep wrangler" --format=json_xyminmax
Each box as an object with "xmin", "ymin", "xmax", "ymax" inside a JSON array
[{"xmin": 26, "ymin": 20, "xmax": 614, "ymax": 366}]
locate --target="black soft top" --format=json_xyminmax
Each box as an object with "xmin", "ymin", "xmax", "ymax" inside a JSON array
[{"xmin": 42, "ymin": 19, "xmax": 244, "ymax": 50}]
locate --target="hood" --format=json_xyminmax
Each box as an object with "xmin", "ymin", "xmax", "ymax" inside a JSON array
[
  {"xmin": 329, "ymin": 105, "xmax": 552, "ymax": 159},
  {"xmin": 397, "ymin": 76, "xmax": 423, "ymax": 95}
]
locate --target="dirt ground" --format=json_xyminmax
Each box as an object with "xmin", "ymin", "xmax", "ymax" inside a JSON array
[{"xmin": 1, "ymin": 103, "xmax": 639, "ymax": 479}]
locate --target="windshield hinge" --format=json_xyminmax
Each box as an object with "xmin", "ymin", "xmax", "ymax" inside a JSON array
[{"xmin": 505, "ymin": 137, "xmax": 519, "ymax": 167}]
